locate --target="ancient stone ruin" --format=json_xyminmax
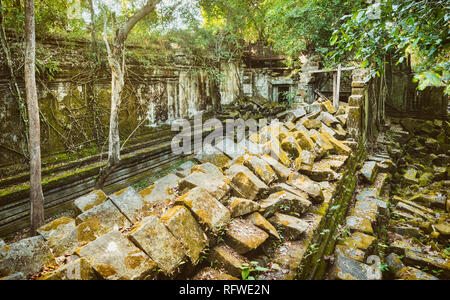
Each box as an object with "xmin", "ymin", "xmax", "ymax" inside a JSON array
[{"xmin": 1, "ymin": 66, "xmax": 448, "ymax": 280}]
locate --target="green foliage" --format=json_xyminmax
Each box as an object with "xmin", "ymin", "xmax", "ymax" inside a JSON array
[
  {"xmin": 330, "ymin": 0, "xmax": 449, "ymax": 93},
  {"xmin": 240, "ymin": 261, "xmax": 268, "ymax": 280},
  {"xmin": 265, "ymin": 0, "xmax": 364, "ymax": 65}
]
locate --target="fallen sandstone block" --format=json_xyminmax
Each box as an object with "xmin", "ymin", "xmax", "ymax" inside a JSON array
[
  {"xmin": 259, "ymin": 191, "xmax": 312, "ymax": 218},
  {"xmin": 160, "ymin": 206, "xmax": 208, "ymax": 265},
  {"xmin": 37, "ymin": 217, "xmax": 76, "ymax": 241},
  {"xmin": 109, "ymin": 187, "xmax": 148, "ymax": 223},
  {"xmin": 246, "ymin": 212, "xmax": 280, "ymax": 239},
  {"xmin": 0, "ymin": 235, "xmax": 56, "ymax": 278},
  {"xmin": 209, "ymin": 244, "xmax": 248, "ymax": 278},
  {"xmin": 225, "ymin": 219, "xmax": 269, "ymax": 254},
  {"xmin": 128, "ymin": 216, "xmax": 186, "ymax": 275},
  {"xmin": 269, "ymin": 213, "xmax": 309, "ymax": 240},
  {"xmin": 74, "ymin": 190, "xmax": 108, "ymax": 213},
  {"xmin": 175, "ymin": 187, "xmax": 231, "ymax": 233},
  {"xmin": 228, "ymin": 197, "xmax": 261, "ymax": 218},
  {"xmin": 39, "ymin": 258, "xmax": 98, "ymax": 280},
  {"xmin": 78, "ymin": 230, "xmax": 157, "ymax": 280}
]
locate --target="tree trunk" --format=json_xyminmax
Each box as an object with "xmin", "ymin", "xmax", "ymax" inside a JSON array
[
  {"xmin": 95, "ymin": 0, "xmax": 161, "ymax": 189},
  {"xmin": 25, "ymin": 0, "xmax": 44, "ymax": 235},
  {"xmin": 88, "ymin": 0, "xmax": 98, "ymax": 60}
]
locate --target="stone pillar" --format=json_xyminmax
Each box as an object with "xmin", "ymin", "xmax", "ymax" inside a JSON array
[
  {"xmin": 294, "ymin": 55, "xmax": 320, "ymax": 107},
  {"xmin": 347, "ymin": 69, "xmax": 370, "ymax": 140}
]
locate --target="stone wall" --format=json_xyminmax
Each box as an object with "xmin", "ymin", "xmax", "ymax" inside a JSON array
[{"xmin": 0, "ymin": 38, "xmax": 240, "ymax": 168}]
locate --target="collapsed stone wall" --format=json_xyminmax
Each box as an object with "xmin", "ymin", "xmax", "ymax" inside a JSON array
[
  {"xmin": 0, "ymin": 37, "xmax": 242, "ymax": 168},
  {"xmin": 1, "ymin": 95, "xmax": 368, "ymax": 280}
]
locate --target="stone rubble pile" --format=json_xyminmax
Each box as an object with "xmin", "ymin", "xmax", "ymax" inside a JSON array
[
  {"xmin": 330, "ymin": 118, "xmax": 449, "ymax": 280},
  {"xmin": 219, "ymin": 96, "xmax": 287, "ymax": 120},
  {"xmin": 0, "ymin": 99, "xmax": 355, "ymax": 280}
]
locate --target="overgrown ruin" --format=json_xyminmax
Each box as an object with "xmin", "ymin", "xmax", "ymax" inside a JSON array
[{"xmin": 0, "ymin": 0, "xmax": 448, "ymax": 282}]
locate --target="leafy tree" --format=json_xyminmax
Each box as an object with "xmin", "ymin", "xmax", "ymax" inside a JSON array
[
  {"xmin": 330, "ymin": 0, "xmax": 449, "ymax": 93},
  {"xmin": 265, "ymin": 0, "xmax": 365, "ymax": 65}
]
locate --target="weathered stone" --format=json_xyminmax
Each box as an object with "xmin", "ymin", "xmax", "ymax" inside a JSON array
[
  {"xmin": 48, "ymin": 218, "xmax": 105, "ymax": 257},
  {"xmin": 0, "ymin": 236, "xmax": 56, "ymax": 278},
  {"xmin": 310, "ymin": 133, "xmax": 334, "ymax": 154},
  {"xmin": 37, "ymin": 217, "xmax": 76, "ymax": 241},
  {"xmin": 385, "ymin": 253, "xmax": 405, "ymax": 274},
  {"xmin": 195, "ymin": 143, "xmax": 231, "ymax": 168},
  {"xmin": 396, "ymin": 202, "xmax": 433, "ymax": 221},
  {"xmin": 335, "ymin": 245, "xmax": 365, "ymax": 262},
  {"xmin": 408, "ymin": 193, "xmax": 447, "ymax": 210},
  {"xmin": 360, "ymin": 161, "xmax": 378, "ymax": 183},
  {"xmin": 373, "ymin": 173, "xmax": 390, "ymax": 196},
  {"xmin": 396, "ymin": 266, "xmax": 439, "ymax": 280},
  {"xmin": 299, "ymin": 161, "xmax": 340, "ymax": 182},
  {"xmin": 191, "ymin": 162, "xmax": 226, "ymax": 181},
  {"xmin": 246, "ymin": 212, "xmax": 280, "ymax": 239},
  {"xmin": 350, "ymin": 200, "xmax": 378, "ymax": 226},
  {"xmin": 339, "ymin": 232, "xmax": 377, "ymax": 252},
  {"xmin": 321, "ymin": 100, "xmax": 337, "ymax": 114},
  {"xmin": 271, "ymin": 241, "xmax": 307, "ymax": 274},
  {"xmin": 76, "ymin": 200, "xmax": 131, "ymax": 233},
  {"xmin": 259, "ymin": 191, "xmax": 312, "ymax": 218},
  {"xmin": 161, "ymin": 206, "xmax": 208, "ymax": 265},
  {"xmin": 347, "ymin": 106, "xmax": 361, "ymax": 138},
  {"xmin": 287, "ymin": 174, "xmax": 324, "ymax": 203},
  {"xmin": 78, "ymin": 230, "xmax": 157, "ymax": 280},
  {"xmin": 264, "ymin": 139, "xmax": 292, "ymax": 168},
  {"xmin": 228, "ymin": 197, "xmax": 261, "ymax": 218},
  {"xmin": 179, "ymin": 171, "xmax": 230, "ymax": 201},
  {"xmin": 209, "ymin": 244, "xmax": 248, "ymax": 278},
  {"xmin": 261, "ymin": 154, "xmax": 294, "ymax": 181},
  {"xmin": 243, "ymin": 155, "xmax": 278, "ymax": 185},
  {"xmin": 285, "ymin": 108, "xmax": 307, "ymax": 122},
  {"xmin": 0, "ymin": 272, "xmax": 25, "ymax": 280},
  {"xmin": 334, "ymin": 124, "xmax": 347, "ymax": 140},
  {"xmin": 177, "ymin": 160, "xmax": 197, "ymax": 173},
  {"xmin": 215, "ymin": 138, "xmax": 247, "ymax": 160},
  {"xmin": 301, "ymin": 150, "xmax": 316, "ymax": 165},
  {"xmin": 434, "ymin": 223, "xmax": 450, "ymax": 237},
  {"xmin": 242, "ymin": 140, "xmax": 270, "ymax": 156},
  {"xmin": 404, "ymin": 250, "xmax": 450, "ymax": 279},
  {"xmin": 317, "ymin": 111, "xmax": 340, "ymax": 126},
  {"xmin": 330, "ymin": 255, "xmax": 379, "ymax": 280},
  {"xmin": 225, "ymin": 219, "xmax": 269, "ymax": 254},
  {"xmin": 302, "ymin": 118, "xmax": 322, "ymax": 130},
  {"xmin": 139, "ymin": 174, "xmax": 180, "ymax": 205},
  {"xmin": 346, "ymin": 216, "xmax": 374, "ymax": 234},
  {"xmin": 74, "ymin": 190, "xmax": 108, "ymax": 213},
  {"xmin": 0, "ymin": 239, "xmax": 5, "ymax": 248},
  {"xmin": 109, "ymin": 187, "xmax": 148, "ymax": 223},
  {"xmin": 269, "ymin": 183, "xmax": 309, "ymax": 200},
  {"xmin": 226, "ymin": 164, "xmax": 268, "ymax": 200},
  {"xmin": 192, "ymin": 267, "xmax": 239, "ymax": 280},
  {"xmin": 389, "ymin": 226, "xmax": 421, "ymax": 238},
  {"xmin": 269, "ymin": 213, "xmax": 309, "ymax": 240},
  {"xmin": 292, "ymin": 130, "xmax": 316, "ymax": 151},
  {"xmin": 39, "ymin": 258, "xmax": 98, "ymax": 280},
  {"xmin": 320, "ymin": 130, "xmax": 352, "ymax": 155},
  {"xmin": 128, "ymin": 216, "xmax": 185, "ymax": 275},
  {"xmin": 176, "ymin": 187, "xmax": 231, "ymax": 233},
  {"xmin": 403, "ymin": 169, "xmax": 419, "ymax": 184}
]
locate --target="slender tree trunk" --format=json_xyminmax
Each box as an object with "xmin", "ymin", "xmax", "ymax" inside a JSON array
[
  {"xmin": 25, "ymin": 0, "xmax": 44, "ymax": 235},
  {"xmin": 88, "ymin": 0, "xmax": 98, "ymax": 60},
  {"xmin": 95, "ymin": 0, "xmax": 161, "ymax": 189}
]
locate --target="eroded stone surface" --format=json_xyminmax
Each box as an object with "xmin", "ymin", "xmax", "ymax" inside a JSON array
[
  {"xmin": 176, "ymin": 187, "xmax": 231, "ymax": 233},
  {"xmin": 0, "ymin": 236, "xmax": 56, "ymax": 278},
  {"xmin": 78, "ymin": 230, "xmax": 157, "ymax": 280},
  {"xmin": 192, "ymin": 267, "xmax": 238, "ymax": 280},
  {"xmin": 37, "ymin": 217, "xmax": 76, "ymax": 241},
  {"xmin": 179, "ymin": 171, "xmax": 230, "ymax": 201},
  {"xmin": 160, "ymin": 206, "xmax": 208, "ymax": 264},
  {"xmin": 109, "ymin": 187, "xmax": 147, "ymax": 223},
  {"xmin": 209, "ymin": 244, "xmax": 248, "ymax": 278},
  {"xmin": 269, "ymin": 213, "xmax": 309, "ymax": 240},
  {"xmin": 259, "ymin": 191, "xmax": 312, "ymax": 218},
  {"xmin": 225, "ymin": 219, "xmax": 269, "ymax": 254},
  {"xmin": 228, "ymin": 197, "xmax": 261, "ymax": 218},
  {"xmin": 226, "ymin": 164, "xmax": 268, "ymax": 200},
  {"xmin": 246, "ymin": 212, "xmax": 280, "ymax": 239},
  {"xmin": 76, "ymin": 200, "xmax": 131, "ymax": 234},
  {"xmin": 139, "ymin": 174, "xmax": 180, "ymax": 204},
  {"xmin": 39, "ymin": 258, "xmax": 98, "ymax": 280},
  {"xmin": 74, "ymin": 190, "xmax": 108, "ymax": 213}
]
